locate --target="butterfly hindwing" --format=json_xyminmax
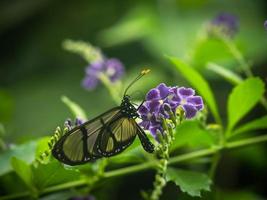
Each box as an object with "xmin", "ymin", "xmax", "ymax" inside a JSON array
[
  {"xmin": 52, "ymin": 107, "xmax": 120, "ymax": 165},
  {"xmin": 97, "ymin": 117, "xmax": 138, "ymax": 157}
]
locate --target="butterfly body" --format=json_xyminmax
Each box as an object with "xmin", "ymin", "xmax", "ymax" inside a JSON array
[
  {"xmin": 52, "ymin": 95, "xmax": 154, "ymax": 166},
  {"xmin": 120, "ymin": 95, "xmax": 139, "ymax": 118}
]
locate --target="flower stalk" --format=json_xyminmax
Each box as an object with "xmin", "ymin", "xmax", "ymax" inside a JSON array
[{"xmin": 149, "ymin": 113, "xmax": 182, "ymax": 200}]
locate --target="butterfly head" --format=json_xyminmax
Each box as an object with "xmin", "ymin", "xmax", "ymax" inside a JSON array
[{"xmin": 120, "ymin": 95, "xmax": 139, "ymax": 118}]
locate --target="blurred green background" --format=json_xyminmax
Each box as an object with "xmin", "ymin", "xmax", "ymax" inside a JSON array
[
  {"xmin": 1, "ymin": 0, "xmax": 267, "ymax": 199},
  {"xmin": 1, "ymin": 0, "xmax": 267, "ymax": 143}
]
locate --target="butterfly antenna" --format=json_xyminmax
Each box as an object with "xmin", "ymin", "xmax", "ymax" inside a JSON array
[{"xmin": 123, "ymin": 69, "xmax": 150, "ymax": 96}]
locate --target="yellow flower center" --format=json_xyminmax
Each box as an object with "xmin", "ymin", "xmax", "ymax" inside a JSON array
[
  {"xmin": 181, "ymin": 98, "xmax": 187, "ymax": 105},
  {"xmin": 147, "ymin": 113, "xmax": 152, "ymax": 120},
  {"xmin": 106, "ymin": 67, "xmax": 116, "ymax": 76}
]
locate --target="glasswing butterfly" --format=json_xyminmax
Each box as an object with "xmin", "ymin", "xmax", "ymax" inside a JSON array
[{"xmin": 52, "ymin": 69, "xmax": 154, "ymax": 165}]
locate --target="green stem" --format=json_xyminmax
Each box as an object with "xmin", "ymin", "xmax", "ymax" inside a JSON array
[
  {"xmin": 98, "ymin": 73, "xmax": 121, "ymax": 104},
  {"xmin": 225, "ymin": 134, "xmax": 267, "ymax": 149},
  {"xmin": 208, "ymin": 153, "xmax": 221, "ymax": 179},
  {"xmin": 218, "ymin": 33, "xmax": 267, "ymax": 110},
  {"xmin": 2, "ymin": 134, "xmax": 267, "ymax": 200},
  {"xmin": 219, "ymin": 34, "xmax": 253, "ymax": 77}
]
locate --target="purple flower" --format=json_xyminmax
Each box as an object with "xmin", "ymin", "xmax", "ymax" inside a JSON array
[
  {"xmin": 138, "ymin": 83, "xmax": 204, "ymax": 137},
  {"xmin": 210, "ymin": 13, "xmax": 239, "ymax": 37},
  {"xmin": 82, "ymin": 58, "xmax": 124, "ymax": 90},
  {"xmin": 264, "ymin": 20, "xmax": 267, "ymax": 30},
  {"xmin": 171, "ymin": 87, "xmax": 204, "ymax": 118},
  {"xmin": 64, "ymin": 117, "xmax": 85, "ymax": 130}
]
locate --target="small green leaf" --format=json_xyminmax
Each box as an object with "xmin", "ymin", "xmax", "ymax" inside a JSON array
[
  {"xmin": 0, "ymin": 141, "xmax": 37, "ymax": 176},
  {"xmin": 206, "ymin": 62, "xmax": 243, "ymax": 85},
  {"xmin": 166, "ymin": 167, "xmax": 212, "ymax": 197},
  {"xmin": 233, "ymin": 115, "xmax": 267, "ymax": 136},
  {"xmin": 227, "ymin": 77, "xmax": 265, "ymax": 133},
  {"xmin": 167, "ymin": 56, "xmax": 221, "ymax": 124},
  {"xmin": 61, "ymin": 95, "xmax": 87, "ymax": 120},
  {"xmin": 11, "ymin": 157, "xmax": 34, "ymax": 189},
  {"xmin": 33, "ymin": 161, "xmax": 81, "ymax": 190},
  {"xmin": 171, "ymin": 121, "xmax": 215, "ymax": 151}
]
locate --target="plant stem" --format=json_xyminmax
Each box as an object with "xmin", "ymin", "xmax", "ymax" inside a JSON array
[
  {"xmin": 1, "ymin": 134, "xmax": 267, "ymax": 200},
  {"xmin": 98, "ymin": 73, "xmax": 121, "ymax": 104},
  {"xmin": 218, "ymin": 33, "xmax": 267, "ymax": 110},
  {"xmin": 208, "ymin": 153, "xmax": 221, "ymax": 179},
  {"xmin": 225, "ymin": 134, "xmax": 267, "ymax": 149}
]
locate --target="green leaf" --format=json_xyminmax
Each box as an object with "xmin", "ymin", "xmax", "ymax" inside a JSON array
[
  {"xmin": 167, "ymin": 56, "xmax": 221, "ymax": 124},
  {"xmin": 233, "ymin": 115, "xmax": 267, "ymax": 136},
  {"xmin": 11, "ymin": 157, "xmax": 34, "ymax": 189},
  {"xmin": 0, "ymin": 141, "xmax": 37, "ymax": 176},
  {"xmin": 35, "ymin": 137, "xmax": 51, "ymax": 157},
  {"xmin": 32, "ymin": 161, "xmax": 81, "ymax": 190},
  {"xmin": 227, "ymin": 77, "xmax": 265, "ymax": 133},
  {"xmin": 206, "ymin": 62, "xmax": 243, "ymax": 85},
  {"xmin": 191, "ymin": 38, "xmax": 234, "ymax": 70},
  {"xmin": 35, "ymin": 137, "xmax": 52, "ymax": 164},
  {"xmin": 61, "ymin": 95, "xmax": 87, "ymax": 120},
  {"xmin": 166, "ymin": 167, "xmax": 212, "ymax": 197},
  {"xmin": 171, "ymin": 120, "xmax": 215, "ymax": 151}
]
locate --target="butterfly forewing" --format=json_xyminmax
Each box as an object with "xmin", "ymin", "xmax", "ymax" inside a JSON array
[{"xmin": 52, "ymin": 107, "xmax": 120, "ymax": 165}]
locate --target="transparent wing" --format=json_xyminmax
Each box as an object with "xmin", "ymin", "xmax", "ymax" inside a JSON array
[
  {"xmin": 98, "ymin": 118, "xmax": 149, "ymax": 157},
  {"xmin": 97, "ymin": 118, "xmax": 137, "ymax": 157},
  {"xmin": 52, "ymin": 107, "xmax": 120, "ymax": 165}
]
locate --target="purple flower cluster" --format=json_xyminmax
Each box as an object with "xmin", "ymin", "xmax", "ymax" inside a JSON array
[
  {"xmin": 138, "ymin": 83, "xmax": 203, "ymax": 137},
  {"xmin": 64, "ymin": 117, "xmax": 85, "ymax": 130},
  {"xmin": 210, "ymin": 13, "xmax": 239, "ymax": 37},
  {"xmin": 264, "ymin": 20, "xmax": 267, "ymax": 30},
  {"xmin": 82, "ymin": 58, "xmax": 124, "ymax": 90}
]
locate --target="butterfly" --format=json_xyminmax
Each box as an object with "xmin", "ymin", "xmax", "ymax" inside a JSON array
[{"xmin": 52, "ymin": 69, "xmax": 154, "ymax": 165}]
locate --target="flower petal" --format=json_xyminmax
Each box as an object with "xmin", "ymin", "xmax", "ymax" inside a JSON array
[
  {"xmin": 138, "ymin": 104, "xmax": 149, "ymax": 115},
  {"xmin": 105, "ymin": 58, "xmax": 124, "ymax": 82},
  {"xmin": 139, "ymin": 120, "xmax": 150, "ymax": 129},
  {"xmin": 147, "ymin": 100, "xmax": 161, "ymax": 112},
  {"xmin": 82, "ymin": 76, "xmax": 99, "ymax": 90},
  {"xmin": 86, "ymin": 61, "xmax": 104, "ymax": 75},
  {"xmin": 75, "ymin": 118, "xmax": 85, "ymax": 126},
  {"xmin": 178, "ymin": 87, "xmax": 195, "ymax": 97},
  {"xmin": 146, "ymin": 89, "xmax": 160, "ymax": 101},
  {"xmin": 187, "ymin": 96, "xmax": 204, "ymax": 110},
  {"xmin": 182, "ymin": 104, "xmax": 198, "ymax": 119},
  {"xmin": 157, "ymin": 83, "xmax": 170, "ymax": 98},
  {"xmin": 149, "ymin": 124, "xmax": 162, "ymax": 137}
]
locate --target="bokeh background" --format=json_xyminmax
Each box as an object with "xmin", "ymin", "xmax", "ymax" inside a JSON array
[{"xmin": 1, "ymin": 0, "xmax": 267, "ymax": 199}]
